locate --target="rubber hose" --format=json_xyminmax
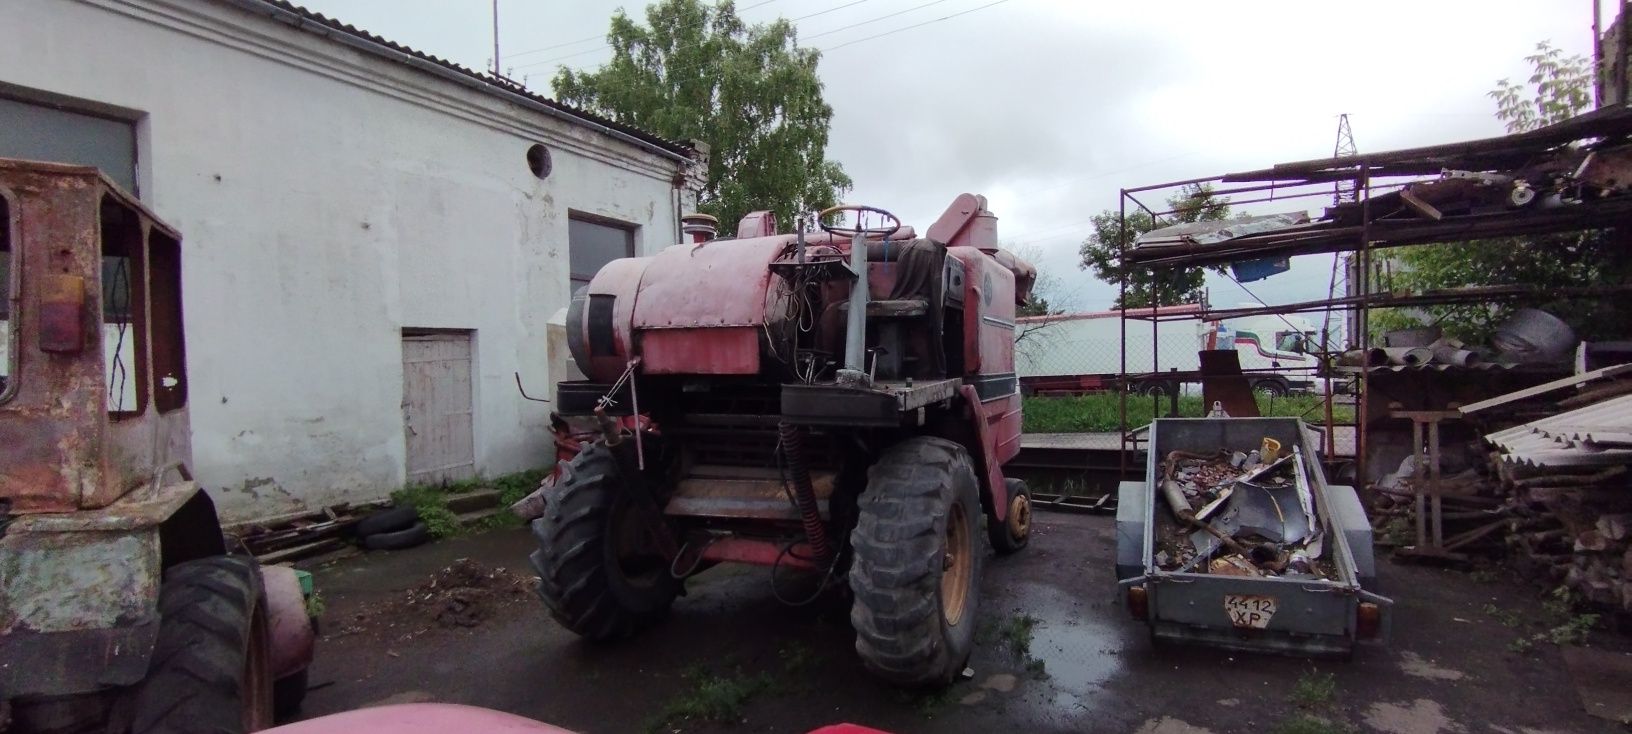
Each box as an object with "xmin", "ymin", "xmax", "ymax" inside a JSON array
[{"xmin": 778, "ymin": 422, "xmax": 831, "ymax": 563}]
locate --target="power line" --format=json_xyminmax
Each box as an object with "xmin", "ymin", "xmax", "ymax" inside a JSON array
[
  {"xmin": 802, "ymin": 0, "xmax": 955, "ymax": 41},
  {"xmin": 817, "ymin": 0, "xmax": 1015, "ymax": 51},
  {"xmin": 512, "ymin": 0, "xmax": 789, "ymax": 69}
]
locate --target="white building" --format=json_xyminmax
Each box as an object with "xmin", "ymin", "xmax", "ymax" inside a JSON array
[{"xmin": 0, "ymin": 0, "xmax": 702, "ymax": 521}]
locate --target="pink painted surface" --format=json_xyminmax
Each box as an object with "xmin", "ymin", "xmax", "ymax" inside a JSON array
[
  {"xmin": 960, "ymin": 384, "xmax": 1009, "ymax": 522},
  {"xmin": 700, "ymin": 537, "xmax": 818, "ymax": 570},
  {"xmin": 735, "ymin": 210, "xmax": 778, "ymax": 239},
  {"xmin": 630, "ymin": 238, "xmax": 786, "ymax": 330},
  {"xmin": 264, "ymin": 704, "xmax": 577, "ymax": 734},
  {"xmin": 640, "ymin": 328, "xmax": 760, "ymax": 375},
  {"xmin": 259, "ymin": 565, "xmax": 315, "ymax": 681}
]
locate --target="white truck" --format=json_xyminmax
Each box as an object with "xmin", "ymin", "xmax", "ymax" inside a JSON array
[{"xmin": 1014, "ymin": 304, "xmax": 1326, "ymax": 397}]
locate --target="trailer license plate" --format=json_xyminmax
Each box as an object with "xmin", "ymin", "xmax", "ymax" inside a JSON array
[{"xmin": 1225, "ymin": 594, "xmax": 1277, "ymax": 628}]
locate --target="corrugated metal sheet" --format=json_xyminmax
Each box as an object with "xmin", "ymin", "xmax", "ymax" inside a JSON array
[{"xmin": 1486, "ymin": 394, "xmax": 1632, "ymax": 468}]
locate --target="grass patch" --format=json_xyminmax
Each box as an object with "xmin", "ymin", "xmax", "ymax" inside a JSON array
[
  {"xmin": 891, "ymin": 687, "xmax": 956, "ymax": 720},
  {"xmin": 1024, "ymin": 657, "xmax": 1049, "ymax": 680},
  {"xmin": 390, "ymin": 485, "xmax": 461, "ymax": 538},
  {"xmin": 1503, "ymin": 587, "xmax": 1599, "ymax": 652},
  {"xmin": 1273, "ymin": 714, "xmax": 1354, "ymax": 734},
  {"xmin": 389, "ymin": 468, "xmax": 549, "ymax": 538},
  {"xmin": 1290, "ymin": 670, "xmax": 1337, "ymax": 708},
  {"xmin": 1022, "ymin": 393, "xmax": 1355, "ymax": 433},
  {"xmin": 644, "ymin": 664, "xmax": 773, "ymax": 733},
  {"xmin": 998, "ymin": 613, "xmax": 1039, "ymax": 657}
]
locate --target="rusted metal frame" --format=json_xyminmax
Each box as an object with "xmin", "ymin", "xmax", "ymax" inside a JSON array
[
  {"xmin": 698, "ymin": 536, "xmax": 820, "ymax": 572},
  {"xmin": 1138, "ymin": 283, "xmax": 1632, "ymax": 324},
  {"xmin": 1118, "ymin": 189, "xmax": 1129, "ymax": 477},
  {"xmin": 1356, "ymin": 167, "xmax": 1371, "ymax": 489}
]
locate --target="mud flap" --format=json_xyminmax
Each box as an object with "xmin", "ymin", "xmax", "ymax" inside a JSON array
[{"xmin": 1359, "ymin": 589, "xmax": 1395, "ymax": 645}]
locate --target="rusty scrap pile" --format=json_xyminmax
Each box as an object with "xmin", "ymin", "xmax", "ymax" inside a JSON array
[{"xmin": 1156, "ymin": 445, "xmax": 1333, "ymax": 580}]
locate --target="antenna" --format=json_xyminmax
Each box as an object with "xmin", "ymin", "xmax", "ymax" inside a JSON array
[{"xmin": 1324, "ymin": 113, "xmax": 1358, "ymax": 351}]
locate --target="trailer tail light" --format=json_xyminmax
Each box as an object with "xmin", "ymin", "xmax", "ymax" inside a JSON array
[
  {"xmin": 1126, "ymin": 585, "xmax": 1149, "ymax": 620},
  {"xmin": 40, "ymin": 274, "xmax": 86, "ymax": 353},
  {"xmin": 1356, "ymin": 601, "xmax": 1382, "ymax": 639}
]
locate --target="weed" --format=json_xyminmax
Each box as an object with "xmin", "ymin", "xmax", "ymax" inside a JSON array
[
  {"xmin": 1481, "ymin": 603, "xmax": 1522, "ymax": 628},
  {"xmin": 388, "ymin": 468, "xmax": 549, "ymax": 538},
  {"xmin": 1546, "ymin": 613, "xmax": 1598, "ymax": 646},
  {"xmin": 1024, "ymin": 657, "xmax": 1049, "ymax": 680},
  {"xmin": 1508, "ymin": 636, "xmax": 1535, "ymax": 653},
  {"xmin": 303, "ymin": 591, "xmax": 325, "ymax": 618},
  {"xmin": 1290, "ymin": 670, "xmax": 1337, "ymax": 708},
  {"xmin": 644, "ymin": 665, "xmax": 773, "ymax": 733},
  {"xmin": 909, "ymin": 688, "xmax": 956, "ymax": 719},
  {"xmin": 998, "ymin": 613, "xmax": 1039, "ymax": 657},
  {"xmin": 391, "ymin": 485, "xmax": 460, "ymax": 538},
  {"xmin": 1273, "ymin": 714, "xmax": 1354, "ymax": 734}
]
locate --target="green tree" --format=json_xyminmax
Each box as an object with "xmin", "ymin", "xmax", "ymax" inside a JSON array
[
  {"xmin": 1491, "ymin": 41, "xmax": 1593, "ymax": 134},
  {"xmin": 1078, "ymin": 184, "xmax": 1230, "ymax": 309},
  {"xmin": 1374, "ymin": 41, "xmax": 1630, "ymax": 343},
  {"xmin": 553, "ymin": 0, "xmax": 851, "ymax": 229}
]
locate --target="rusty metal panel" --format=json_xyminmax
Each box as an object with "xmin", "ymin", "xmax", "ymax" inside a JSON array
[
  {"xmin": 402, "ymin": 332, "xmax": 476, "ymax": 484},
  {"xmin": 640, "ymin": 327, "xmax": 759, "ymax": 374},
  {"xmin": 949, "ymin": 246, "xmax": 1016, "ymax": 377}
]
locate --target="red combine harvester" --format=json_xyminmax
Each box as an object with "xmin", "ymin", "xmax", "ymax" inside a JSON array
[{"xmin": 531, "ymin": 195, "xmax": 1036, "ymax": 685}]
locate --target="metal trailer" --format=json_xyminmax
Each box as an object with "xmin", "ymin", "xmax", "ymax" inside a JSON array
[{"xmin": 1114, "ymin": 417, "xmax": 1391, "ymax": 656}]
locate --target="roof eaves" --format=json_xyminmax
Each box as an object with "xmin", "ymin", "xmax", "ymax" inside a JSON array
[{"xmin": 219, "ymin": 0, "xmax": 694, "ymax": 161}]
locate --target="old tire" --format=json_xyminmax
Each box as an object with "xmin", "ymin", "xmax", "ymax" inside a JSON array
[
  {"xmin": 850, "ymin": 437, "xmax": 983, "ymax": 686},
  {"xmin": 133, "ymin": 556, "xmax": 273, "ymax": 734},
  {"xmin": 1253, "ymin": 379, "xmax": 1288, "ymax": 398},
  {"xmin": 530, "ymin": 442, "xmax": 678, "ymax": 640},
  {"xmin": 361, "ymin": 521, "xmax": 430, "ymax": 551},
  {"xmin": 355, "ymin": 506, "xmax": 419, "ymax": 537},
  {"xmin": 989, "ymin": 478, "xmax": 1032, "ymax": 555}
]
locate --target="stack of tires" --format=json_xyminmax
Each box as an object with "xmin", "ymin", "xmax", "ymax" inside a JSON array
[{"xmin": 354, "ymin": 506, "xmax": 429, "ymax": 550}]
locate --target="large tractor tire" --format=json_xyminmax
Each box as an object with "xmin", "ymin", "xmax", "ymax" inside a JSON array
[
  {"xmin": 849, "ymin": 437, "xmax": 984, "ymax": 686},
  {"xmin": 988, "ymin": 477, "xmax": 1032, "ymax": 555},
  {"xmin": 530, "ymin": 442, "xmax": 679, "ymax": 640},
  {"xmin": 132, "ymin": 556, "xmax": 273, "ymax": 734}
]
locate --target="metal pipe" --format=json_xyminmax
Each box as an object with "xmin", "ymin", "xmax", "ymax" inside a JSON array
[
  {"xmin": 778, "ymin": 423, "xmax": 831, "ymax": 563},
  {"xmin": 842, "ymin": 231, "xmax": 868, "ymax": 373}
]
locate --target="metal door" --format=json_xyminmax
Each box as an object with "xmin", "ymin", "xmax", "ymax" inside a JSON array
[{"xmin": 402, "ymin": 332, "xmax": 475, "ymax": 484}]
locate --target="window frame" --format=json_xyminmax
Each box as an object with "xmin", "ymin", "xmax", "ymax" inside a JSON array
[{"xmin": 567, "ymin": 211, "xmax": 637, "ymax": 289}]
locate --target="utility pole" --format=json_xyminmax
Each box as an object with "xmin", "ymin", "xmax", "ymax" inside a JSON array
[{"xmin": 491, "ymin": 0, "xmax": 501, "ymax": 76}]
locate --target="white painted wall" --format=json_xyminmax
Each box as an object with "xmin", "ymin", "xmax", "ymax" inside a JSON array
[{"xmin": 0, "ymin": 0, "xmax": 695, "ymax": 521}]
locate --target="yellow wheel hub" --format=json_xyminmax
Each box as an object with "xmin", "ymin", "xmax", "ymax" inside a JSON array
[
  {"xmin": 1007, "ymin": 493, "xmax": 1031, "ymax": 540},
  {"xmin": 940, "ymin": 503, "xmax": 972, "ymax": 627}
]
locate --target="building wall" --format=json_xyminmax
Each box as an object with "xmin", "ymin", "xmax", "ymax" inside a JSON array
[{"xmin": 0, "ymin": 0, "xmax": 694, "ymax": 521}]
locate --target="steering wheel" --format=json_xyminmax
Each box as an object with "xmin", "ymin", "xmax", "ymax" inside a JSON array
[{"xmin": 818, "ymin": 204, "xmax": 902, "ymax": 239}]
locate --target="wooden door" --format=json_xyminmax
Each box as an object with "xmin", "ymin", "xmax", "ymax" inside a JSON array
[{"xmin": 402, "ymin": 332, "xmax": 475, "ymax": 485}]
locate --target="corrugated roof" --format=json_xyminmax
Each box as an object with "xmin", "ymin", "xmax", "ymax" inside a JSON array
[
  {"xmin": 1486, "ymin": 393, "xmax": 1632, "ymax": 468},
  {"xmin": 220, "ymin": 0, "xmax": 694, "ymax": 160}
]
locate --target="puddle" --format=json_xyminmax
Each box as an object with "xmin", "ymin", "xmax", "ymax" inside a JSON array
[{"xmin": 1009, "ymin": 581, "xmax": 1132, "ymax": 713}]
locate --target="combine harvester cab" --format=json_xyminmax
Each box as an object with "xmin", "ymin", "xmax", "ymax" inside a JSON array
[{"xmin": 531, "ymin": 194, "xmax": 1035, "ymax": 685}]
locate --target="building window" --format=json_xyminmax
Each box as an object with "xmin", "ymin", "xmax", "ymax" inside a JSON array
[
  {"xmin": 0, "ymin": 95, "xmax": 138, "ymax": 194},
  {"xmin": 569, "ymin": 214, "xmax": 635, "ymax": 289}
]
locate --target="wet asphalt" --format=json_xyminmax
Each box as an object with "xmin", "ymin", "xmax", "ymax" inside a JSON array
[{"xmin": 295, "ymin": 514, "xmax": 1619, "ymax": 733}]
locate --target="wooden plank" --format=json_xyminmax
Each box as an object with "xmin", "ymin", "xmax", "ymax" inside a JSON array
[{"xmin": 1461, "ymin": 363, "xmax": 1632, "ymax": 415}]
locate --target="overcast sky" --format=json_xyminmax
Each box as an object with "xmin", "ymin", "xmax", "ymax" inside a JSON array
[{"xmin": 299, "ymin": 0, "xmax": 1601, "ymax": 313}]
